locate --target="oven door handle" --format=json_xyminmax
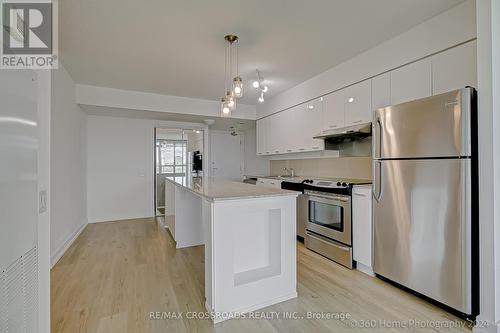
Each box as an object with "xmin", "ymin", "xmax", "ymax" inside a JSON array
[{"xmin": 307, "ymin": 193, "xmax": 350, "ymax": 203}]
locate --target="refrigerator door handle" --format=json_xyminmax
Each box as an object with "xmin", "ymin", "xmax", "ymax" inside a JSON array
[
  {"xmin": 373, "ymin": 161, "xmax": 382, "ymax": 201},
  {"xmin": 374, "ymin": 117, "xmax": 382, "ymax": 159}
]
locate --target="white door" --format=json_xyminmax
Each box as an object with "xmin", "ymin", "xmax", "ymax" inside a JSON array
[
  {"xmin": 210, "ymin": 131, "xmax": 243, "ymax": 180},
  {"xmin": 0, "ymin": 71, "xmax": 40, "ymax": 332}
]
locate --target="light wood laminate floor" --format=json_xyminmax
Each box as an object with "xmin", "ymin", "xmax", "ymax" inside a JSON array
[{"xmin": 51, "ymin": 217, "xmax": 471, "ymax": 333}]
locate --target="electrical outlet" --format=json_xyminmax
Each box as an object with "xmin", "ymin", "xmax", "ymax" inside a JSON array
[{"xmin": 39, "ymin": 190, "xmax": 47, "ymax": 214}]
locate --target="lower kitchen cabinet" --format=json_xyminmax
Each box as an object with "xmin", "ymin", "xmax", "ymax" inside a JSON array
[
  {"xmin": 256, "ymin": 178, "xmax": 282, "ymax": 189},
  {"xmin": 352, "ymin": 185, "xmax": 373, "ymax": 276}
]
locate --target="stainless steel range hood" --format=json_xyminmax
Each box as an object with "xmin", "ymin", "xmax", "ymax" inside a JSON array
[{"xmin": 313, "ymin": 122, "xmax": 372, "ymax": 143}]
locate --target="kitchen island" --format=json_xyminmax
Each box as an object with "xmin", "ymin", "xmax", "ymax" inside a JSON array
[{"xmin": 164, "ymin": 177, "xmax": 298, "ymax": 323}]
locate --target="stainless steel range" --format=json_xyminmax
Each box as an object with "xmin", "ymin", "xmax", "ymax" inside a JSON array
[{"xmin": 282, "ymin": 178, "xmax": 370, "ymax": 269}]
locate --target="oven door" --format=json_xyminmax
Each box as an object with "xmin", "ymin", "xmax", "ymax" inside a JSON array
[{"xmin": 305, "ymin": 191, "xmax": 351, "ymax": 246}]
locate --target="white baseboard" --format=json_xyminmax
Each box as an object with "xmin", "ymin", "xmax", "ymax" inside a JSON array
[
  {"xmin": 50, "ymin": 222, "xmax": 87, "ymax": 268},
  {"xmin": 356, "ymin": 262, "xmax": 375, "ymax": 277},
  {"xmin": 89, "ymin": 214, "xmax": 156, "ymax": 223}
]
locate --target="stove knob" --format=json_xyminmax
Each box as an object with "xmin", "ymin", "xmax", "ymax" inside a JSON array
[
  {"xmin": 342, "ymin": 182, "xmax": 347, "ymax": 187},
  {"xmin": 336, "ymin": 182, "xmax": 342, "ymax": 186}
]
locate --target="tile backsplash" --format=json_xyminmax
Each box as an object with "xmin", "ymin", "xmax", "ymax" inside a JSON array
[{"xmin": 270, "ymin": 156, "xmax": 372, "ymax": 180}]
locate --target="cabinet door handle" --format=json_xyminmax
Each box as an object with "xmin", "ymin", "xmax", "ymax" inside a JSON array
[
  {"xmin": 287, "ymin": 149, "xmax": 292, "ymax": 152},
  {"xmin": 312, "ymin": 146, "xmax": 320, "ymax": 149},
  {"xmin": 328, "ymin": 125, "xmax": 338, "ymax": 128},
  {"xmin": 352, "ymin": 120, "xmax": 363, "ymax": 123},
  {"xmin": 299, "ymin": 148, "xmax": 305, "ymax": 151},
  {"xmin": 275, "ymin": 150, "xmax": 280, "ymax": 153}
]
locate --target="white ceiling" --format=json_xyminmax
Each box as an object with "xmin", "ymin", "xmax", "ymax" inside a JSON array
[{"xmin": 60, "ymin": 0, "xmax": 465, "ymax": 105}]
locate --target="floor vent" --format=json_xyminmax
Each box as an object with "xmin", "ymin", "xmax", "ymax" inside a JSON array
[{"xmin": 0, "ymin": 246, "xmax": 38, "ymax": 333}]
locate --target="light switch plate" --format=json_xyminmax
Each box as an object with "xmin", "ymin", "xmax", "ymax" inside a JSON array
[{"xmin": 39, "ymin": 190, "xmax": 47, "ymax": 214}]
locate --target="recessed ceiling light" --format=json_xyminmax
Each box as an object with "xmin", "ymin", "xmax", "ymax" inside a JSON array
[
  {"xmin": 252, "ymin": 81, "xmax": 260, "ymax": 88},
  {"xmin": 307, "ymin": 105, "xmax": 314, "ymax": 109},
  {"xmin": 348, "ymin": 97, "xmax": 355, "ymax": 103}
]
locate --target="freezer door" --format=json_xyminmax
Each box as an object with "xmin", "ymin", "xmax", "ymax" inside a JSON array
[
  {"xmin": 373, "ymin": 158, "xmax": 472, "ymax": 314},
  {"xmin": 373, "ymin": 88, "xmax": 472, "ymax": 159}
]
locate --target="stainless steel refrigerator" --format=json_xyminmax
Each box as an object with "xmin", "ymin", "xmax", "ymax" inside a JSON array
[{"xmin": 372, "ymin": 87, "xmax": 478, "ymax": 319}]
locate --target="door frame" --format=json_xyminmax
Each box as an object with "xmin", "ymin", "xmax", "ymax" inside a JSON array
[{"xmin": 152, "ymin": 123, "xmax": 208, "ymax": 215}]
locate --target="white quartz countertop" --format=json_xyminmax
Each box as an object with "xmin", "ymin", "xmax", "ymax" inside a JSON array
[{"xmin": 165, "ymin": 176, "xmax": 298, "ymax": 201}]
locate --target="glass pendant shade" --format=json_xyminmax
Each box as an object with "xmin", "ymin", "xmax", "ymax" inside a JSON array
[
  {"xmin": 226, "ymin": 91, "xmax": 236, "ymax": 110},
  {"xmin": 220, "ymin": 97, "xmax": 231, "ymax": 117},
  {"xmin": 233, "ymin": 76, "xmax": 243, "ymax": 98}
]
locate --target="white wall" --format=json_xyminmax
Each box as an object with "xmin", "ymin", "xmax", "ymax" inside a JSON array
[
  {"xmin": 243, "ymin": 127, "xmax": 269, "ymax": 176},
  {"xmin": 87, "ymin": 116, "xmax": 154, "ymax": 222},
  {"xmin": 258, "ymin": 0, "xmax": 476, "ymax": 118},
  {"xmin": 36, "ymin": 69, "xmax": 51, "ymax": 333},
  {"xmin": 86, "ymin": 116, "xmax": 207, "ymax": 222},
  {"xmin": 476, "ymin": 0, "xmax": 500, "ymax": 331},
  {"xmin": 50, "ymin": 65, "xmax": 88, "ymax": 265}
]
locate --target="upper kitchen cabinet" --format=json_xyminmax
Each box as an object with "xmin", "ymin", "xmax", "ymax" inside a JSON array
[
  {"xmin": 371, "ymin": 72, "xmax": 391, "ymax": 111},
  {"xmin": 256, "ymin": 118, "xmax": 265, "ymax": 155},
  {"xmin": 432, "ymin": 40, "xmax": 477, "ymax": 95},
  {"xmin": 322, "ymin": 90, "xmax": 344, "ymax": 131},
  {"xmin": 390, "ymin": 58, "xmax": 432, "ymax": 105},
  {"xmin": 304, "ymin": 98, "xmax": 325, "ymax": 151},
  {"xmin": 344, "ymin": 80, "xmax": 372, "ymax": 126},
  {"xmin": 268, "ymin": 111, "xmax": 287, "ymax": 154}
]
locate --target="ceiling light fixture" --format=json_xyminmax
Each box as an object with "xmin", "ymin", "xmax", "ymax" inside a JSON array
[
  {"xmin": 253, "ymin": 69, "xmax": 269, "ymax": 103},
  {"xmin": 258, "ymin": 91, "xmax": 265, "ymax": 103},
  {"xmin": 220, "ymin": 34, "xmax": 242, "ymax": 117}
]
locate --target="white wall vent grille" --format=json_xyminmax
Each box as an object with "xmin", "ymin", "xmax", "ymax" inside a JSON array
[{"xmin": 0, "ymin": 246, "xmax": 38, "ymax": 333}]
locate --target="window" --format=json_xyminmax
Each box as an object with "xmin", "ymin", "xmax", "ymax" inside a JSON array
[{"xmin": 156, "ymin": 139, "xmax": 187, "ymax": 178}]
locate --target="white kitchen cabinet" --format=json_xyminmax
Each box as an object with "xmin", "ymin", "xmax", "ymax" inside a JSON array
[
  {"xmin": 432, "ymin": 40, "xmax": 477, "ymax": 95},
  {"xmin": 256, "ymin": 118, "xmax": 264, "ymax": 155},
  {"xmin": 291, "ymin": 104, "xmax": 311, "ymax": 152},
  {"xmin": 344, "ymin": 80, "xmax": 372, "ymax": 126},
  {"xmin": 391, "ymin": 58, "xmax": 432, "ymax": 105},
  {"xmin": 372, "ymin": 72, "xmax": 391, "ymax": 111},
  {"xmin": 352, "ymin": 185, "xmax": 373, "ymax": 276},
  {"xmin": 256, "ymin": 117, "xmax": 271, "ymax": 155},
  {"xmin": 268, "ymin": 113, "xmax": 283, "ymax": 154},
  {"xmin": 256, "ymin": 178, "xmax": 282, "ymax": 189},
  {"xmin": 304, "ymin": 98, "xmax": 325, "ymax": 151},
  {"xmin": 322, "ymin": 90, "xmax": 344, "ymax": 131},
  {"xmin": 282, "ymin": 106, "xmax": 299, "ymax": 153}
]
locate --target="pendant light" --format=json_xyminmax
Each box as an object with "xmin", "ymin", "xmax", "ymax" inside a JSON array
[
  {"xmin": 253, "ymin": 69, "xmax": 268, "ymax": 103},
  {"xmin": 220, "ymin": 35, "xmax": 242, "ymax": 117},
  {"xmin": 220, "ymin": 97, "xmax": 231, "ymax": 117}
]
